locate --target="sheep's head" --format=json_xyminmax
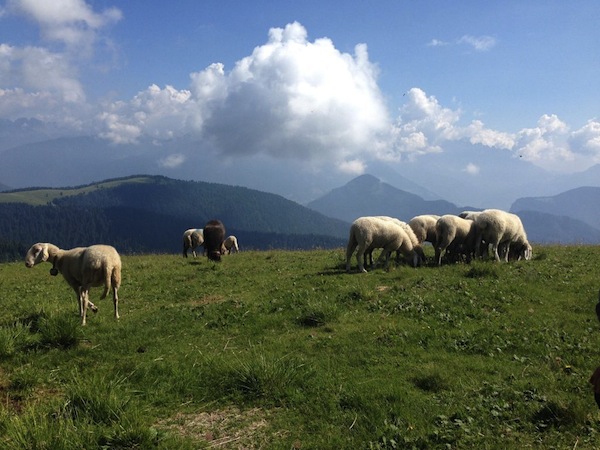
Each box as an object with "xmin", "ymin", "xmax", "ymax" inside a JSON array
[
  {"xmin": 208, "ymin": 250, "xmax": 222, "ymax": 262},
  {"xmin": 24, "ymin": 243, "xmax": 50, "ymax": 268}
]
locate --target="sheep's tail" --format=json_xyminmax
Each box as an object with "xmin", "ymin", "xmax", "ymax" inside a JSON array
[{"xmin": 100, "ymin": 264, "xmax": 114, "ymax": 299}]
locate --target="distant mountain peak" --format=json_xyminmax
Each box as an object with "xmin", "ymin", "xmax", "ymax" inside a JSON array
[
  {"xmin": 307, "ymin": 174, "xmax": 461, "ymax": 223},
  {"xmin": 347, "ymin": 173, "xmax": 380, "ymax": 186}
]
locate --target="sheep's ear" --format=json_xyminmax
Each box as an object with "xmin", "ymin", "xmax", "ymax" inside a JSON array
[{"xmin": 40, "ymin": 244, "xmax": 49, "ymax": 262}]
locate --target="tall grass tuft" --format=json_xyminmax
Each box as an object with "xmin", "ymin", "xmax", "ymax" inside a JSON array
[
  {"xmin": 3, "ymin": 409, "xmax": 92, "ymax": 450},
  {"xmin": 531, "ymin": 399, "xmax": 587, "ymax": 430},
  {"xmin": 222, "ymin": 351, "xmax": 312, "ymax": 405},
  {"xmin": 98, "ymin": 414, "xmax": 176, "ymax": 450},
  {"xmin": 0, "ymin": 322, "xmax": 32, "ymax": 358},
  {"xmin": 38, "ymin": 314, "xmax": 81, "ymax": 349},
  {"xmin": 295, "ymin": 300, "xmax": 340, "ymax": 327},
  {"xmin": 61, "ymin": 372, "xmax": 131, "ymax": 425}
]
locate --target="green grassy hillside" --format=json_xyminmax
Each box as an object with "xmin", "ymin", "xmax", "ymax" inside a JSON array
[
  {"xmin": 1, "ymin": 246, "xmax": 600, "ymax": 448},
  {"xmin": 0, "ymin": 175, "xmax": 348, "ymax": 260},
  {"xmin": 0, "ymin": 176, "xmax": 152, "ymax": 205}
]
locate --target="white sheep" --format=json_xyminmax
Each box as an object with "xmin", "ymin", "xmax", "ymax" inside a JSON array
[
  {"xmin": 24, "ymin": 243, "xmax": 121, "ymax": 325},
  {"xmin": 346, "ymin": 216, "xmax": 420, "ymax": 273},
  {"xmin": 434, "ymin": 215, "xmax": 479, "ymax": 266},
  {"xmin": 374, "ymin": 216, "xmax": 425, "ymax": 266},
  {"xmin": 408, "ymin": 214, "xmax": 441, "ymax": 246},
  {"xmin": 221, "ymin": 235, "xmax": 239, "ymax": 254},
  {"xmin": 473, "ymin": 209, "xmax": 532, "ymax": 262},
  {"xmin": 182, "ymin": 228, "xmax": 204, "ymax": 257},
  {"xmin": 360, "ymin": 216, "xmax": 424, "ymax": 269}
]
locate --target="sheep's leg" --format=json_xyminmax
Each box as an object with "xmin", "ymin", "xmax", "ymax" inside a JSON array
[
  {"xmin": 492, "ymin": 243, "xmax": 501, "ymax": 261},
  {"xmin": 356, "ymin": 244, "xmax": 368, "ymax": 273},
  {"xmin": 363, "ymin": 251, "xmax": 373, "ymax": 270},
  {"xmin": 76, "ymin": 287, "xmax": 83, "ymax": 318},
  {"xmin": 435, "ymin": 246, "xmax": 445, "ymax": 266},
  {"xmin": 377, "ymin": 250, "xmax": 391, "ymax": 270},
  {"xmin": 502, "ymin": 242, "xmax": 510, "ymax": 262},
  {"xmin": 80, "ymin": 289, "xmax": 89, "ymax": 326},
  {"xmin": 410, "ymin": 250, "xmax": 419, "ymax": 268},
  {"xmin": 113, "ymin": 286, "xmax": 119, "ymax": 320}
]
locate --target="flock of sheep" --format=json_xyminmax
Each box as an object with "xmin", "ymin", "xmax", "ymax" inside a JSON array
[
  {"xmin": 345, "ymin": 209, "xmax": 532, "ymax": 273},
  {"xmin": 22, "ymin": 209, "xmax": 530, "ymax": 326},
  {"xmin": 23, "ymin": 219, "xmax": 239, "ymax": 326}
]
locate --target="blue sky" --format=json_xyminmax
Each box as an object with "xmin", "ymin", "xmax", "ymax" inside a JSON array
[{"xmin": 0, "ymin": 0, "xmax": 599, "ymax": 201}]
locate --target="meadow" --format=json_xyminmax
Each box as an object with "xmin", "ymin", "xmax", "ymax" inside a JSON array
[{"xmin": 1, "ymin": 246, "xmax": 600, "ymax": 449}]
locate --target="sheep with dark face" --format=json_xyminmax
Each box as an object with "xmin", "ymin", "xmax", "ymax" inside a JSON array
[
  {"xmin": 203, "ymin": 220, "xmax": 226, "ymax": 262},
  {"xmin": 24, "ymin": 243, "xmax": 121, "ymax": 326}
]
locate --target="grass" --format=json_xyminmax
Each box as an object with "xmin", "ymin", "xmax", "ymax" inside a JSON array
[{"xmin": 1, "ymin": 245, "xmax": 600, "ymax": 448}]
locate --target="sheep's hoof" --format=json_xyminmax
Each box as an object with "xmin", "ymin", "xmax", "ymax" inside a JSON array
[
  {"xmin": 90, "ymin": 305, "xmax": 98, "ymax": 313},
  {"xmin": 49, "ymin": 268, "xmax": 58, "ymax": 276}
]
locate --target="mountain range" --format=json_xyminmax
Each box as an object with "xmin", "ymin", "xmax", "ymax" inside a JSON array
[
  {"xmin": 2, "ymin": 133, "xmax": 600, "ymax": 210},
  {"xmin": 0, "ymin": 175, "xmax": 349, "ymax": 261},
  {"xmin": 306, "ymin": 174, "xmax": 600, "ymax": 245},
  {"xmin": 1, "ymin": 172, "xmax": 600, "ymax": 263}
]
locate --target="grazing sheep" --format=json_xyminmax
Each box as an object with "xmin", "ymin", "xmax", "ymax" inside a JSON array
[
  {"xmin": 473, "ymin": 209, "xmax": 532, "ymax": 262},
  {"xmin": 346, "ymin": 216, "xmax": 420, "ymax": 273},
  {"xmin": 182, "ymin": 228, "xmax": 204, "ymax": 257},
  {"xmin": 407, "ymin": 214, "xmax": 441, "ymax": 264},
  {"xmin": 24, "ymin": 243, "xmax": 121, "ymax": 326},
  {"xmin": 435, "ymin": 215, "xmax": 478, "ymax": 266},
  {"xmin": 408, "ymin": 214, "xmax": 441, "ymax": 246},
  {"xmin": 375, "ymin": 216, "xmax": 426, "ymax": 267},
  {"xmin": 221, "ymin": 235, "xmax": 239, "ymax": 254},
  {"xmin": 361, "ymin": 216, "xmax": 425, "ymax": 269},
  {"xmin": 203, "ymin": 220, "xmax": 226, "ymax": 262},
  {"xmin": 458, "ymin": 211, "xmax": 492, "ymax": 258}
]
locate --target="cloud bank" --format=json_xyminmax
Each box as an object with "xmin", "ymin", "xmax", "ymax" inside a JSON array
[{"xmin": 1, "ymin": 1, "xmax": 599, "ymax": 176}]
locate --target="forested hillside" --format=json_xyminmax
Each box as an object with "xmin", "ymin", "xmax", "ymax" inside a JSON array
[{"xmin": 0, "ymin": 176, "xmax": 348, "ymax": 261}]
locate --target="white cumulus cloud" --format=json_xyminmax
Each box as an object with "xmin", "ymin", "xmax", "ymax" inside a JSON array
[
  {"xmin": 6, "ymin": 0, "xmax": 121, "ymax": 52},
  {"xmin": 513, "ymin": 114, "xmax": 573, "ymax": 169},
  {"xmin": 569, "ymin": 119, "xmax": 600, "ymax": 157},
  {"xmin": 0, "ymin": 0, "xmax": 121, "ymax": 121},
  {"xmin": 1, "ymin": 9, "xmax": 599, "ymax": 177},
  {"xmin": 100, "ymin": 22, "xmax": 391, "ymax": 170}
]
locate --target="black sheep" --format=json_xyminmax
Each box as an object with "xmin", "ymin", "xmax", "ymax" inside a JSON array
[{"xmin": 203, "ymin": 219, "xmax": 225, "ymax": 262}]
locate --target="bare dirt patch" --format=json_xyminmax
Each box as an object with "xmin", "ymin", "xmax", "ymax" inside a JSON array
[{"xmin": 158, "ymin": 406, "xmax": 280, "ymax": 449}]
